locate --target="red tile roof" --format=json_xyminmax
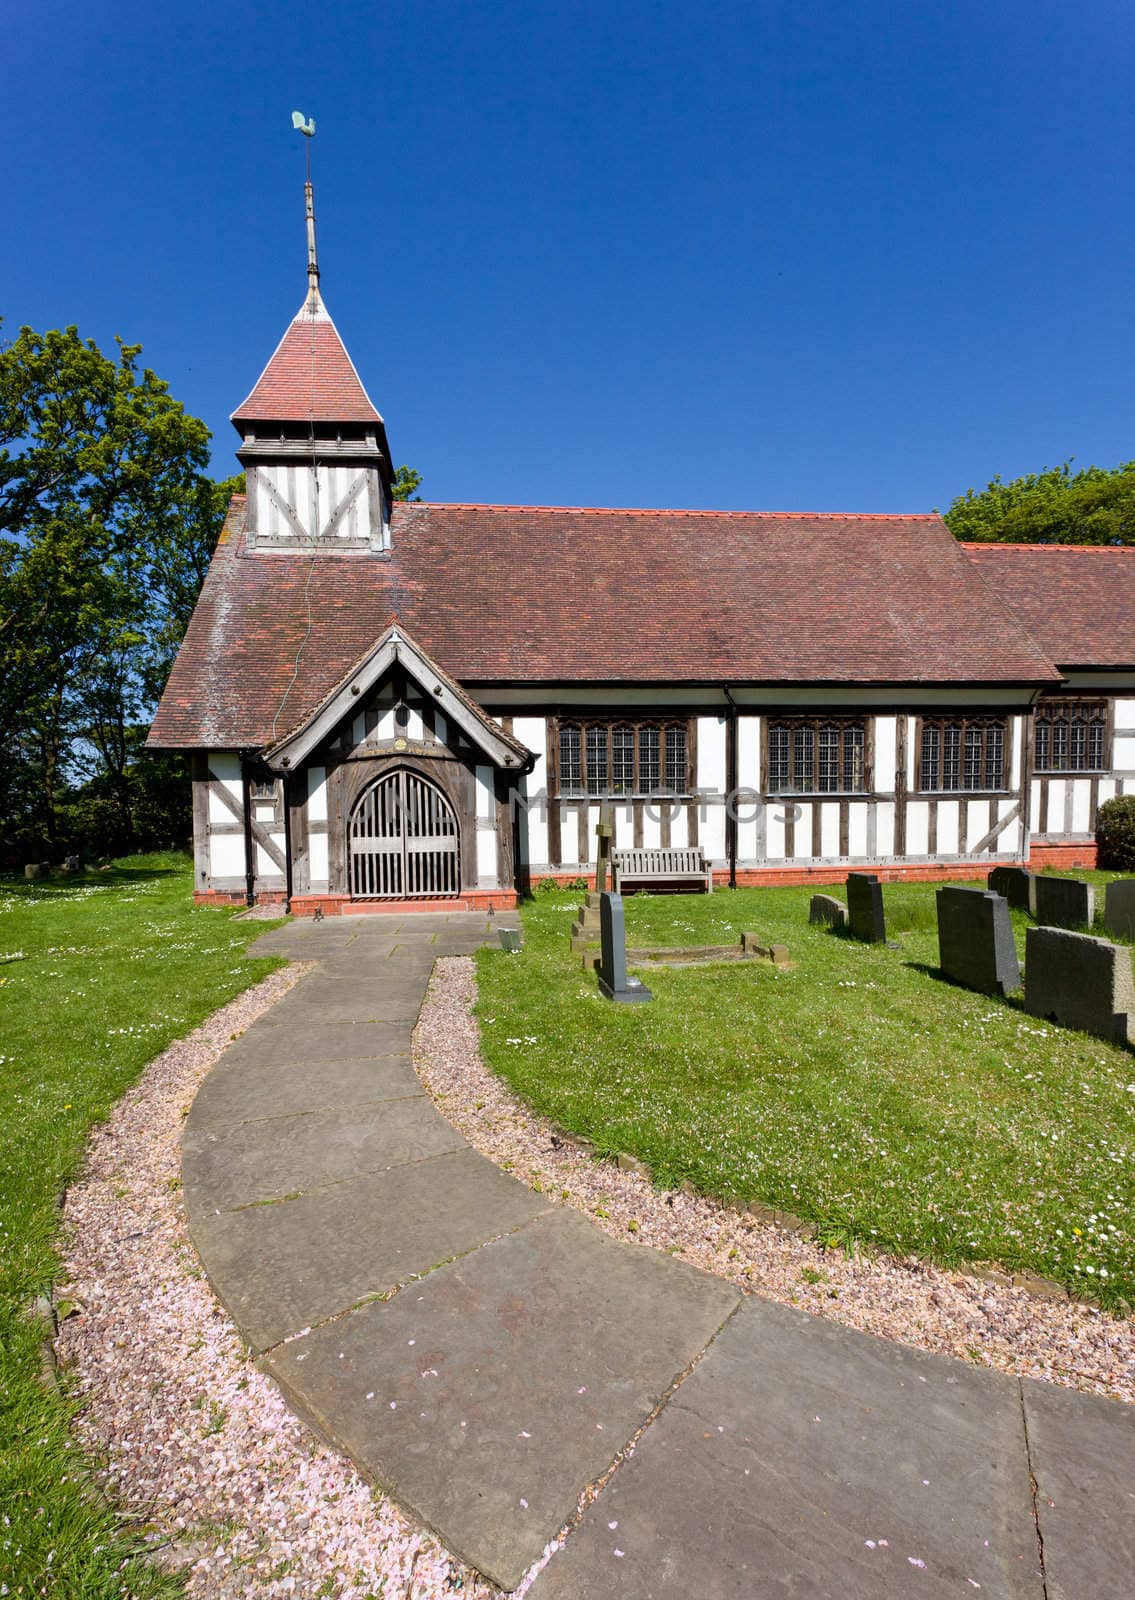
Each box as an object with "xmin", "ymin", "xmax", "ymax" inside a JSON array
[
  {"xmin": 231, "ymin": 295, "xmax": 382, "ymax": 426},
  {"xmin": 963, "ymin": 543, "xmax": 1135, "ymax": 669},
  {"xmin": 149, "ymin": 501, "xmax": 1062, "ymax": 750}
]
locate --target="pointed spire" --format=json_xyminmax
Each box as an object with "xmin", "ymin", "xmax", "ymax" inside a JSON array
[{"xmin": 304, "ymin": 176, "xmax": 321, "ymax": 315}]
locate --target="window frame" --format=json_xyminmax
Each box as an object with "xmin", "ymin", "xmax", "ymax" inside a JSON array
[
  {"xmin": 916, "ymin": 715, "xmax": 1011, "ymax": 794},
  {"xmin": 1032, "ymin": 696, "xmax": 1111, "ymax": 775},
  {"xmin": 554, "ymin": 717, "xmax": 693, "ymax": 799},
  {"xmin": 760, "ymin": 715, "xmax": 873, "ymax": 797}
]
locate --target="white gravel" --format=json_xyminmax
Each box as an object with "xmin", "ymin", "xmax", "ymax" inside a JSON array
[
  {"xmin": 56, "ymin": 964, "xmax": 502, "ymax": 1600},
  {"xmin": 414, "ymin": 956, "xmax": 1135, "ymax": 1405}
]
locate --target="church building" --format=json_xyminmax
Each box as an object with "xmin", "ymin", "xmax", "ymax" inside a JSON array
[{"xmin": 148, "ymin": 184, "xmax": 1135, "ymax": 913}]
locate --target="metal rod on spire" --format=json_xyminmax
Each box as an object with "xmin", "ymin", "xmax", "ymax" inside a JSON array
[{"xmin": 291, "ymin": 111, "xmax": 319, "ymax": 311}]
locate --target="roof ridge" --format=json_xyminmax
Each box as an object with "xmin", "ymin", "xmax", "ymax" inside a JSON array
[
  {"xmin": 963, "ymin": 541, "xmax": 1134, "ymax": 553},
  {"xmin": 398, "ymin": 502, "xmax": 939, "ymax": 520}
]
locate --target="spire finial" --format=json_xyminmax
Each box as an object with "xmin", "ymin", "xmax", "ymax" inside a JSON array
[{"xmin": 292, "ymin": 111, "xmax": 319, "ymax": 312}]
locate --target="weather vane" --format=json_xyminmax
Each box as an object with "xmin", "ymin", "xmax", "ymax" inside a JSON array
[{"xmin": 291, "ymin": 112, "xmax": 319, "ymax": 305}]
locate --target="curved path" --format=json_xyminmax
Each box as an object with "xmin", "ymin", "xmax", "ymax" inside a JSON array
[{"xmin": 183, "ymin": 913, "xmax": 1134, "ymax": 1597}]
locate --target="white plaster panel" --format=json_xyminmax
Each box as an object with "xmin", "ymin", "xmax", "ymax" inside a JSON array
[
  {"xmin": 936, "ymin": 800, "xmax": 959, "ymax": 857},
  {"xmin": 734, "ymin": 787, "xmax": 761, "ymax": 862},
  {"xmin": 738, "ymin": 715, "xmax": 761, "ymax": 794},
  {"xmin": 821, "ymin": 803, "xmax": 840, "ymax": 858},
  {"xmin": 875, "ymin": 801, "xmax": 895, "ymax": 858},
  {"xmin": 475, "ymin": 766, "xmax": 495, "ymax": 822},
  {"xmin": 477, "ymin": 828, "xmax": 498, "ymax": 879},
  {"xmin": 434, "ymin": 711, "xmax": 448, "ymax": 748},
  {"xmin": 512, "ymin": 718, "xmax": 547, "ymax": 791},
  {"xmin": 1097, "ymin": 777, "xmax": 1117, "ymax": 806},
  {"xmin": 1113, "ymin": 734, "xmax": 1135, "ymax": 771},
  {"xmin": 307, "ymin": 766, "xmax": 327, "ymax": 823},
  {"xmin": 1010, "ymin": 715, "xmax": 1023, "ymax": 788},
  {"xmin": 1071, "ymin": 780, "xmax": 1092, "ymax": 834},
  {"xmin": 378, "ymin": 703, "xmax": 397, "ymax": 740},
  {"xmin": 701, "ymin": 801, "xmax": 726, "ymax": 862},
  {"xmin": 765, "ymin": 805, "xmax": 786, "ymax": 861},
  {"xmin": 906, "ymin": 801, "xmax": 929, "ymax": 857},
  {"xmin": 903, "ymin": 717, "xmax": 917, "ymax": 786},
  {"xmin": 1113, "ymin": 698, "xmax": 1135, "ymax": 733},
  {"xmin": 669, "ymin": 806, "xmax": 689, "ymax": 850},
  {"xmin": 641, "ymin": 808, "xmax": 662, "ymax": 849},
  {"xmin": 406, "ymin": 706, "xmax": 426, "ymax": 742},
  {"xmin": 209, "ymin": 833, "xmax": 245, "ymax": 878},
  {"xmin": 208, "ymin": 788, "xmax": 236, "ymax": 826},
  {"xmin": 308, "ymin": 832, "xmax": 329, "ymax": 887},
  {"xmin": 1030, "ymin": 779, "xmax": 1041, "ymax": 822},
  {"xmin": 848, "ymin": 804, "xmax": 868, "ymax": 857},
  {"xmin": 874, "ymin": 716, "xmax": 897, "ymax": 793},
  {"xmin": 255, "ymin": 840, "xmax": 285, "ymax": 880},
  {"xmin": 697, "ymin": 716, "xmax": 727, "ymax": 795}
]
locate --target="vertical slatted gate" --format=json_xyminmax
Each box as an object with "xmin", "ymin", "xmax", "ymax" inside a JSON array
[{"xmin": 349, "ymin": 770, "xmax": 460, "ymax": 899}]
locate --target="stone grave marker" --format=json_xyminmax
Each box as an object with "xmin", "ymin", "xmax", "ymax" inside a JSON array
[
  {"xmin": 845, "ymin": 873, "xmax": 886, "ymax": 943},
  {"xmin": 569, "ymin": 808, "xmax": 614, "ymax": 952},
  {"xmin": 987, "ymin": 865, "xmax": 1033, "ymax": 910},
  {"xmin": 1030, "ymin": 875, "xmax": 1095, "ymax": 930},
  {"xmin": 936, "ymin": 886, "xmax": 1020, "ymax": 996},
  {"xmin": 1104, "ymin": 879, "xmax": 1135, "ymax": 942},
  {"xmin": 809, "ymin": 893, "xmax": 847, "ymax": 930},
  {"xmin": 597, "ymin": 892, "xmax": 653, "ymax": 1003},
  {"xmin": 1025, "ymin": 926, "xmax": 1135, "ymax": 1045}
]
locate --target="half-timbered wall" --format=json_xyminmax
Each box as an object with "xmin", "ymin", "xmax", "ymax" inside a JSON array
[{"xmin": 1030, "ymin": 693, "xmax": 1135, "ymax": 845}]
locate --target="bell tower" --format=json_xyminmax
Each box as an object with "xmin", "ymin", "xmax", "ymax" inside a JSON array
[{"xmin": 231, "ymin": 118, "xmax": 393, "ymax": 551}]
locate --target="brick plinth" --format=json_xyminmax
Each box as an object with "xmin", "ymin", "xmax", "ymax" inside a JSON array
[
  {"xmin": 1028, "ymin": 842, "xmax": 1098, "ymax": 871},
  {"xmin": 289, "ymin": 890, "xmax": 518, "ymax": 918},
  {"xmin": 527, "ymin": 862, "xmax": 1027, "ymax": 893}
]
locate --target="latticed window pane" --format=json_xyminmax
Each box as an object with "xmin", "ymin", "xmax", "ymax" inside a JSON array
[
  {"xmin": 585, "ymin": 726, "xmax": 608, "ymax": 795},
  {"xmin": 611, "ymin": 726, "xmax": 634, "ymax": 793},
  {"xmin": 963, "ymin": 725, "xmax": 984, "ymax": 790},
  {"xmin": 792, "ymin": 726, "xmax": 815, "ymax": 792},
  {"xmin": 844, "ymin": 726, "xmax": 865, "ymax": 791},
  {"xmin": 921, "ymin": 719, "xmax": 1006, "ymax": 791},
  {"xmin": 942, "ymin": 725, "xmax": 962, "ymax": 790},
  {"xmin": 664, "ymin": 725, "xmax": 687, "ymax": 792},
  {"xmin": 983, "ymin": 723, "xmax": 1004, "ymax": 788},
  {"xmin": 769, "ymin": 727, "xmax": 790, "ymax": 792},
  {"xmin": 1034, "ymin": 700, "xmax": 1108, "ymax": 772},
  {"xmin": 818, "ymin": 725, "xmax": 840, "ymax": 792},
  {"xmin": 638, "ymin": 727, "xmax": 661, "ymax": 792},
  {"xmin": 560, "ymin": 726, "xmax": 582, "ymax": 793}
]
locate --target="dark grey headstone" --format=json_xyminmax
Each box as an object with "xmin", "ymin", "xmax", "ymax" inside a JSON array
[
  {"xmin": 598, "ymin": 892, "xmax": 652, "ymax": 1002},
  {"xmin": 1024, "ymin": 926, "xmax": 1135, "ymax": 1045},
  {"xmin": 1104, "ymin": 879, "xmax": 1135, "ymax": 942},
  {"xmin": 809, "ymin": 893, "xmax": 847, "ymax": 929},
  {"xmin": 936, "ymin": 886, "xmax": 1021, "ymax": 996},
  {"xmin": 987, "ymin": 865, "xmax": 1033, "ymax": 910},
  {"xmin": 1030, "ymin": 874, "xmax": 1095, "ymax": 930},
  {"xmin": 845, "ymin": 872, "xmax": 886, "ymax": 943}
]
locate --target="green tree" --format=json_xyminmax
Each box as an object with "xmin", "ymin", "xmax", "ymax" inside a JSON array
[
  {"xmin": 0, "ymin": 323, "xmax": 227, "ymax": 853},
  {"xmin": 942, "ymin": 460, "xmax": 1135, "ymax": 545},
  {"xmin": 392, "ymin": 463, "xmax": 423, "ymax": 501}
]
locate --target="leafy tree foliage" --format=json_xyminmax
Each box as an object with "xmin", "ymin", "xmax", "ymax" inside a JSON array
[
  {"xmin": 1096, "ymin": 795, "xmax": 1135, "ymax": 871},
  {"xmin": 392, "ymin": 463, "xmax": 423, "ymax": 501},
  {"xmin": 943, "ymin": 460, "xmax": 1135, "ymax": 546},
  {"xmin": 0, "ymin": 323, "xmax": 231, "ymax": 858}
]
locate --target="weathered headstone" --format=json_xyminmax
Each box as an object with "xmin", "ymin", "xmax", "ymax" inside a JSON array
[
  {"xmin": 1025, "ymin": 926, "xmax": 1135, "ymax": 1044},
  {"xmin": 845, "ymin": 873, "xmax": 886, "ymax": 943},
  {"xmin": 809, "ymin": 893, "xmax": 847, "ymax": 930},
  {"xmin": 1104, "ymin": 879, "xmax": 1135, "ymax": 942},
  {"xmin": 1030, "ymin": 874, "xmax": 1095, "ymax": 930},
  {"xmin": 987, "ymin": 865, "xmax": 1033, "ymax": 910},
  {"xmin": 24, "ymin": 863, "xmax": 42, "ymax": 881},
  {"xmin": 936, "ymin": 886, "xmax": 1021, "ymax": 996},
  {"xmin": 597, "ymin": 892, "xmax": 652, "ymax": 1003},
  {"xmin": 594, "ymin": 806, "xmax": 614, "ymax": 896}
]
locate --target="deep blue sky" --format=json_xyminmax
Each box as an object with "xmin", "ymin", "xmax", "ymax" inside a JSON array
[{"xmin": 9, "ymin": 0, "xmax": 1135, "ymax": 512}]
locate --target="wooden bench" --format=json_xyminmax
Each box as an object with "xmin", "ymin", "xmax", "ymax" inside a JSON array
[{"xmin": 611, "ymin": 847, "xmax": 713, "ymax": 895}]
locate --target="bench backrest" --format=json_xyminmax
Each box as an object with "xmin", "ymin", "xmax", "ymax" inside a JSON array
[{"xmin": 613, "ymin": 848, "xmax": 706, "ymax": 874}]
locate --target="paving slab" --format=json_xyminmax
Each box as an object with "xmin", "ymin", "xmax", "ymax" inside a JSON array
[
  {"xmin": 264, "ymin": 1206, "xmax": 740, "ymax": 1591},
  {"xmin": 219, "ymin": 1017, "xmax": 411, "ymax": 1066},
  {"xmin": 256, "ymin": 976, "xmax": 426, "ymax": 1026},
  {"xmin": 183, "ymin": 1097, "xmax": 464, "ymax": 1210},
  {"xmin": 536, "ymin": 1296, "xmax": 1042, "ymax": 1600},
  {"xmin": 190, "ymin": 1147, "xmax": 551, "ymax": 1351},
  {"xmin": 186, "ymin": 1050, "xmax": 420, "ymax": 1130},
  {"xmin": 1022, "ymin": 1377, "xmax": 1135, "ymax": 1600}
]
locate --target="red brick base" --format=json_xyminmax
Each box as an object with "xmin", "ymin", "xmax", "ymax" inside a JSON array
[
  {"xmin": 527, "ymin": 861, "xmax": 1025, "ymax": 892},
  {"xmin": 1027, "ymin": 842, "xmax": 1098, "ymax": 870},
  {"xmin": 289, "ymin": 890, "xmax": 519, "ymax": 917}
]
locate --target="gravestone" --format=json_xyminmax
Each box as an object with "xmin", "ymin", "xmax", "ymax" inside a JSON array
[
  {"xmin": 1025, "ymin": 926, "xmax": 1135, "ymax": 1045},
  {"xmin": 845, "ymin": 873, "xmax": 886, "ymax": 943},
  {"xmin": 1030, "ymin": 875, "xmax": 1095, "ymax": 930},
  {"xmin": 987, "ymin": 865, "xmax": 1033, "ymax": 910},
  {"xmin": 936, "ymin": 886, "xmax": 1020, "ymax": 996},
  {"xmin": 24, "ymin": 863, "xmax": 42, "ymax": 881},
  {"xmin": 597, "ymin": 892, "xmax": 652, "ymax": 1003},
  {"xmin": 569, "ymin": 809, "xmax": 614, "ymax": 952},
  {"xmin": 1104, "ymin": 879, "xmax": 1135, "ymax": 942},
  {"xmin": 594, "ymin": 807, "xmax": 614, "ymax": 895},
  {"xmin": 809, "ymin": 894, "xmax": 847, "ymax": 930}
]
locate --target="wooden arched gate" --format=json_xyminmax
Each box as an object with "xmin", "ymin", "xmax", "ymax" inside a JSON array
[{"xmin": 348, "ymin": 769, "xmax": 460, "ymax": 899}]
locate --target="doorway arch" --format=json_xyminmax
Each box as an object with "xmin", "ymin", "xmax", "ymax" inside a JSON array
[{"xmin": 348, "ymin": 768, "xmax": 460, "ymax": 899}]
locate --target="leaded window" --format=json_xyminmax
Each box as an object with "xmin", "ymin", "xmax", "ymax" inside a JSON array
[
  {"xmin": 767, "ymin": 718, "xmax": 867, "ymax": 793},
  {"xmin": 920, "ymin": 717, "xmax": 1006, "ymax": 792},
  {"xmin": 558, "ymin": 720, "xmax": 690, "ymax": 796},
  {"xmin": 1034, "ymin": 699, "xmax": 1108, "ymax": 773}
]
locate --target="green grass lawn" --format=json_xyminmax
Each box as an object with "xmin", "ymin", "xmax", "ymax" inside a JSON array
[
  {"xmin": 475, "ymin": 874, "xmax": 1135, "ymax": 1309},
  {"xmin": 0, "ymin": 853, "xmax": 283, "ymax": 1598}
]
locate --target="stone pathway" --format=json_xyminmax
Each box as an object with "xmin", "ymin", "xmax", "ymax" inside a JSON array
[{"xmin": 183, "ymin": 914, "xmax": 1135, "ymax": 1596}]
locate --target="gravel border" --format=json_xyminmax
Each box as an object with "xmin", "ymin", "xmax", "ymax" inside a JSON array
[
  {"xmin": 55, "ymin": 964, "xmax": 503, "ymax": 1599},
  {"xmin": 414, "ymin": 956, "xmax": 1135, "ymax": 1405}
]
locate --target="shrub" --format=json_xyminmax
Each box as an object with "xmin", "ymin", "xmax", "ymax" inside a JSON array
[{"xmin": 1096, "ymin": 794, "xmax": 1135, "ymax": 870}]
